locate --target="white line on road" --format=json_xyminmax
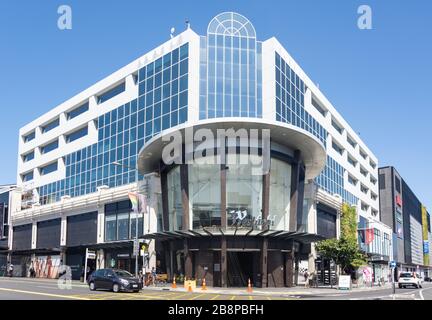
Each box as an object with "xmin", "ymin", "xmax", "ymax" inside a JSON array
[{"xmin": 0, "ymin": 287, "xmax": 90, "ymax": 300}]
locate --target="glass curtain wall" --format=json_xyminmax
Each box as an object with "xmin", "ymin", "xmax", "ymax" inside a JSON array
[
  {"xmin": 167, "ymin": 166, "xmax": 183, "ymax": 231},
  {"xmin": 189, "ymin": 160, "xmax": 221, "ymax": 228},
  {"xmin": 226, "ymin": 154, "xmax": 262, "ymax": 228},
  {"xmin": 269, "ymin": 158, "xmax": 291, "ymax": 230}
]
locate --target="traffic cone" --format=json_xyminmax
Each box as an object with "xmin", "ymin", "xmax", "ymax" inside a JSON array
[
  {"xmin": 188, "ymin": 283, "xmax": 193, "ymax": 293},
  {"xmin": 171, "ymin": 277, "xmax": 177, "ymax": 289},
  {"xmin": 247, "ymin": 278, "xmax": 253, "ymax": 293},
  {"xmin": 201, "ymin": 278, "xmax": 207, "ymax": 291}
]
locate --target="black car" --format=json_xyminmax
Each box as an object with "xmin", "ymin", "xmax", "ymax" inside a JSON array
[
  {"xmin": 88, "ymin": 269, "xmax": 141, "ymax": 293},
  {"xmin": 424, "ymin": 276, "xmax": 432, "ymax": 282}
]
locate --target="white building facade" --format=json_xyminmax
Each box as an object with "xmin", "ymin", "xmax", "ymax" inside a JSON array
[{"xmin": 11, "ymin": 12, "xmax": 391, "ymax": 286}]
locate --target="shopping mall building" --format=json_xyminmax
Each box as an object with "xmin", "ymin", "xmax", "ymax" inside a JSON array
[{"xmin": 9, "ymin": 12, "xmax": 391, "ymax": 286}]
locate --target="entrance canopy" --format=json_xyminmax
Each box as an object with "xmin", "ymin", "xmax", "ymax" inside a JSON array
[{"xmin": 141, "ymin": 229, "xmax": 326, "ymax": 244}]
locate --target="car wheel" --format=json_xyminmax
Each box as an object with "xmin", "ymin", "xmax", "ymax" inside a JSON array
[
  {"xmin": 398, "ymin": 284, "xmax": 402, "ymax": 288},
  {"xmin": 414, "ymin": 284, "xmax": 418, "ymax": 289},
  {"xmin": 89, "ymin": 282, "xmax": 96, "ymax": 291},
  {"xmin": 113, "ymin": 283, "xmax": 120, "ymax": 293}
]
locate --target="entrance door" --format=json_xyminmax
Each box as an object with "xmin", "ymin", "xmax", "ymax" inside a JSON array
[
  {"xmin": 117, "ymin": 258, "xmax": 130, "ymax": 272},
  {"xmin": 227, "ymin": 252, "xmax": 254, "ymax": 287}
]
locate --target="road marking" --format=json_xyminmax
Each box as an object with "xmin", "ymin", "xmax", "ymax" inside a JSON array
[
  {"xmin": 0, "ymin": 278, "xmax": 88, "ymax": 288},
  {"xmin": 266, "ymin": 296, "xmax": 271, "ymax": 300},
  {"xmin": 248, "ymin": 296, "xmax": 253, "ymax": 300},
  {"xmin": 0, "ymin": 287, "xmax": 90, "ymax": 300},
  {"xmin": 210, "ymin": 294, "xmax": 220, "ymax": 300},
  {"xmin": 189, "ymin": 293, "xmax": 206, "ymax": 300},
  {"xmin": 230, "ymin": 295, "xmax": 236, "ymax": 300},
  {"xmin": 168, "ymin": 292, "xmax": 191, "ymax": 300}
]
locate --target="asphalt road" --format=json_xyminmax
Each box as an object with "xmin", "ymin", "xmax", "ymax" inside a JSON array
[{"xmin": 0, "ymin": 277, "xmax": 431, "ymax": 300}]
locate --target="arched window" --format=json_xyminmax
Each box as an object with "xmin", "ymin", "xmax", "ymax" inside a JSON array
[{"xmin": 201, "ymin": 12, "xmax": 262, "ymax": 119}]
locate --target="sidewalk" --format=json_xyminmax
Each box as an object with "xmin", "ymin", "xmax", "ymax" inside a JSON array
[{"xmin": 142, "ymin": 282, "xmax": 393, "ymax": 297}]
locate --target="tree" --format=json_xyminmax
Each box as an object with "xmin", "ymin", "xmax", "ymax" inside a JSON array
[{"xmin": 315, "ymin": 203, "xmax": 367, "ymax": 275}]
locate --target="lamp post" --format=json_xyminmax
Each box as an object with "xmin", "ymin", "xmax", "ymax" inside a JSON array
[{"xmin": 112, "ymin": 161, "xmax": 140, "ymax": 278}]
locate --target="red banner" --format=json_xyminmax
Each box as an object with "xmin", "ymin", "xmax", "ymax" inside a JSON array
[{"xmin": 365, "ymin": 228, "xmax": 374, "ymax": 245}]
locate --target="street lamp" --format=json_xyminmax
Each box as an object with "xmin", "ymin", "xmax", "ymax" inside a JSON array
[{"xmin": 112, "ymin": 161, "xmax": 140, "ymax": 278}]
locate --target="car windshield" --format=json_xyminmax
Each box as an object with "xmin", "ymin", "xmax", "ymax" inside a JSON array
[
  {"xmin": 114, "ymin": 270, "xmax": 133, "ymax": 277},
  {"xmin": 400, "ymin": 273, "xmax": 413, "ymax": 278}
]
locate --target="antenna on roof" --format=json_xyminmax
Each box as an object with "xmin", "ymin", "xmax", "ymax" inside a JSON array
[
  {"xmin": 170, "ymin": 27, "xmax": 176, "ymax": 39},
  {"xmin": 185, "ymin": 19, "xmax": 190, "ymax": 29}
]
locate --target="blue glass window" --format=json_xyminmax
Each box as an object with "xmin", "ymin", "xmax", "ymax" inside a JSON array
[
  {"xmin": 22, "ymin": 171, "xmax": 34, "ymax": 182},
  {"xmin": 40, "ymin": 162, "xmax": 58, "ymax": 175},
  {"xmin": 23, "ymin": 151, "xmax": 35, "ymax": 162},
  {"xmin": 97, "ymin": 82, "xmax": 126, "ymax": 104},
  {"xmin": 42, "ymin": 118, "xmax": 60, "ymax": 133},
  {"xmin": 66, "ymin": 126, "xmax": 88, "ymax": 143},
  {"xmin": 41, "ymin": 140, "xmax": 59, "ymax": 154},
  {"xmin": 23, "ymin": 131, "xmax": 35, "ymax": 143},
  {"xmin": 67, "ymin": 102, "xmax": 89, "ymax": 120}
]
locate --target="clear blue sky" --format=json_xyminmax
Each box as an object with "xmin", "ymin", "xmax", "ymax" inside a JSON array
[{"xmin": 0, "ymin": 1, "xmax": 431, "ymax": 210}]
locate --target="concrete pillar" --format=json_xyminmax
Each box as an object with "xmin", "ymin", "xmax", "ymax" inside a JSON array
[
  {"xmin": 163, "ymin": 242, "xmax": 172, "ymax": 281},
  {"xmin": 289, "ymin": 151, "xmax": 301, "ymax": 232},
  {"xmin": 184, "ymin": 239, "xmax": 193, "ymax": 279},
  {"xmin": 97, "ymin": 205, "xmax": 104, "ymax": 244},
  {"xmin": 260, "ymin": 238, "xmax": 268, "ymax": 288},
  {"xmin": 31, "ymin": 222, "xmax": 37, "ymax": 249},
  {"xmin": 221, "ymin": 237, "xmax": 227, "ymax": 288},
  {"xmin": 60, "ymin": 215, "xmax": 67, "ymax": 246},
  {"xmin": 285, "ymin": 241, "xmax": 295, "ymax": 287},
  {"xmin": 180, "ymin": 165, "xmax": 190, "ymax": 231}
]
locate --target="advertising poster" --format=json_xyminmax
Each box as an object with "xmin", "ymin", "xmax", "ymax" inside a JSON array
[
  {"xmin": 422, "ymin": 205, "xmax": 430, "ymax": 265},
  {"xmin": 31, "ymin": 255, "xmax": 61, "ymax": 279}
]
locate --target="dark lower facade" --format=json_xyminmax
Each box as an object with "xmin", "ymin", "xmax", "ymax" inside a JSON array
[{"xmin": 154, "ymin": 235, "xmax": 319, "ymax": 288}]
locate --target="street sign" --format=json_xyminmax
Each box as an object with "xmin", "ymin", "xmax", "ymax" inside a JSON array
[
  {"xmin": 389, "ymin": 261, "xmax": 396, "ymax": 268},
  {"xmin": 86, "ymin": 250, "xmax": 96, "ymax": 260},
  {"xmin": 133, "ymin": 239, "xmax": 140, "ymax": 257}
]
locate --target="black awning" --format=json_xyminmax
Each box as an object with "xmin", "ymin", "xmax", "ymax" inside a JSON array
[
  {"xmin": 10, "ymin": 248, "xmax": 62, "ymax": 255},
  {"xmin": 65, "ymin": 241, "xmax": 133, "ymax": 251}
]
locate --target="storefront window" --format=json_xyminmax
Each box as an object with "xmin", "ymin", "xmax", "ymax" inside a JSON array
[
  {"xmin": 117, "ymin": 212, "xmax": 130, "ymax": 240},
  {"xmin": 269, "ymin": 158, "xmax": 291, "ymax": 230},
  {"xmin": 167, "ymin": 166, "xmax": 183, "ymax": 231},
  {"xmin": 105, "ymin": 213, "xmax": 117, "ymax": 241},
  {"xmin": 189, "ymin": 161, "xmax": 221, "ymax": 229},
  {"xmin": 104, "ymin": 200, "xmax": 143, "ymax": 242},
  {"xmin": 226, "ymin": 154, "xmax": 263, "ymax": 228},
  {"xmin": 130, "ymin": 212, "xmax": 144, "ymax": 238}
]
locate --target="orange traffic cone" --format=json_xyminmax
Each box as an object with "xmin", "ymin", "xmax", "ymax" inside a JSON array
[
  {"xmin": 171, "ymin": 277, "xmax": 177, "ymax": 289},
  {"xmin": 188, "ymin": 283, "xmax": 193, "ymax": 293},
  {"xmin": 247, "ymin": 278, "xmax": 253, "ymax": 293},
  {"xmin": 201, "ymin": 278, "xmax": 207, "ymax": 291}
]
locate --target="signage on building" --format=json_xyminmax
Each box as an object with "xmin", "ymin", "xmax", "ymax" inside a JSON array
[
  {"xmin": 395, "ymin": 195, "xmax": 403, "ymax": 207},
  {"xmin": 422, "ymin": 205, "xmax": 430, "ymax": 265},
  {"xmin": 389, "ymin": 261, "xmax": 396, "ymax": 268},
  {"xmin": 228, "ymin": 209, "xmax": 276, "ymax": 229},
  {"xmin": 424, "ymin": 241, "xmax": 430, "ymax": 254}
]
